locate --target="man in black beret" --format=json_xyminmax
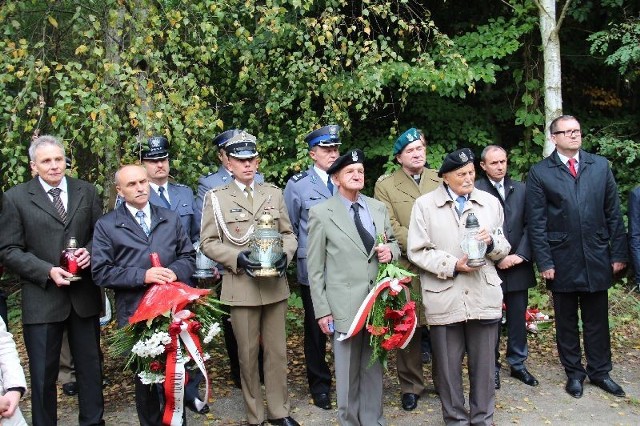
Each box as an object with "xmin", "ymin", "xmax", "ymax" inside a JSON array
[{"xmin": 307, "ymin": 149, "xmax": 400, "ymax": 425}]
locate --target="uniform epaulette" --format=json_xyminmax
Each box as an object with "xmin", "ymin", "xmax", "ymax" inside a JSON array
[
  {"xmin": 291, "ymin": 170, "xmax": 308, "ymax": 183},
  {"xmin": 376, "ymin": 174, "xmax": 391, "ymax": 183},
  {"xmin": 262, "ymin": 182, "xmax": 280, "ymax": 190},
  {"xmin": 170, "ymin": 182, "xmax": 189, "ymax": 188},
  {"xmin": 210, "ymin": 186, "xmax": 225, "ymax": 193},
  {"xmin": 204, "ymin": 171, "xmax": 215, "ymax": 177}
]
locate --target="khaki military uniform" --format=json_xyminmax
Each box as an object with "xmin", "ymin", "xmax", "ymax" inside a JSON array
[
  {"xmin": 200, "ymin": 181, "xmax": 297, "ymax": 424},
  {"xmin": 374, "ymin": 167, "xmax": 440, "ymax": 396}
]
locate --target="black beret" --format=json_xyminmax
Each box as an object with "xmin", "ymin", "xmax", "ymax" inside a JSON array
[
  {"xmin": 141, "ymin": 136, "xmax": 169, "ymax": 160},
  {"xmin": 304, "ymin": 125, "xmax": 342, "ymax": 148},
  {"xmin": 326, "ymin": 149, "xmax": 364, "ymax": 175},
  {"xmin": 212, "ymin": 129, "xmax": 243, "ymax": 149},
  {"xmin": 438, "ymin": 148, "xmax": 475, "ymax": 177}
]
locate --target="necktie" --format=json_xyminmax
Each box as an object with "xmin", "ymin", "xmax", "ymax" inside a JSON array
[
  {"xmin": 48, "ymin": 188, "xmax": 67, "ymax": 222},
  {"xmin": 456, "ymin": 195, "xmax": 466, "ymax": 216},
  {"xmin": 351, "ymin": 203, "xmax": 374, "ymax": 253},
  {"xmin": 136, "ymin": 210, "xmax": 150, "ymax": 236},
  {"xmin": 567, "ymin": 158, "xmax": 577, "ymax": 178},
  {"xmin": 327, "ymin": 177, "xmax": 334, "ymax": 194},
  {"xmin": 244, "ymin": 186, "xmax": 253, "ymax": 205},
  {"xmin": 495, "ymin": 182, "xmax": 505, "ymax": 200},
  {"xmin": 158, "ymin": 186, "xmax": 171, "ymax": 208}
]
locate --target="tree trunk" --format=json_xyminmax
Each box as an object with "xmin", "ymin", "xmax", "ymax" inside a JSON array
[{"xmin": 539, "ymin": 0, "xmax": 562, "ymax": 157}]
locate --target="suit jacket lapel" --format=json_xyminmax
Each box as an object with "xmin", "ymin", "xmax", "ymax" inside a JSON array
[
  {"xmin": 327, "ymin": 197, "xmax": 367, "ymax": 254},
  {"xmin": 28, "ymin": 179, "xmax": 65, "ymax": 224},
  {"xmin": 66, "ymin": 178, "xmax": 85, "ymax": 224},
  {"xmin": 229, "ymin": 183, "xmax": 252, "ymax": 212},
  {"xmin": 167, "ymin": 185, "xmax": 180, "ymax": 212},
  {"xmin": 309, "ymin": 168, "xmax": 332, "ymax": 198}
]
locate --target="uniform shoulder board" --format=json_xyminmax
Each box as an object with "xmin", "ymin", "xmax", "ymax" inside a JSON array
[
  {"xmin": 291, "ymin": 170, "xmax": 308, "ymax": 183},
  {"xmin": 261, "ymin": 182, "xmax": 280, "ymax": 190},
  {"xmin": 204, "ymin": 171, "xmax": 215, "ymax": 178},
  {"xmin": 210, "ymin": 186, "xmax": 225, "ymax": 193},
  {"xmin": 376, "ymin": 174, "xmax": 391, "ymax": 183},
  {"xmin": 171, "ymin": 182, "xmax": 189, "ymax": 188}
]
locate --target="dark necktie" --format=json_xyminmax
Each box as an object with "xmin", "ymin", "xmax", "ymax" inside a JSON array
[
  {"xmin": 136, "ymin": 210, "xmax": 150, "ymax": 236},
  {"xmin": 351, "ymin": 203, "xmax": 374, "ymax": 253},
  {"xmin": 327, "ymin": 177, "xmax": 334, "ymax": 194},
  {"xmin": 495, "ymin": 182, "xmax": 505, "ymax": 200},
  {"xmin": 456, "ymin": 195, "xmax": 466, "ymax": 216},
  {"xmin": 158, "ymin": 186, "xmax": 171, "ymax": 208},
  {"xmin": 567, "ymin": 158, "xmax": 577, "ymax": 178},
  {"xmin": 48, "ymin": 188, "xmax": 67, "ymax": 222}
]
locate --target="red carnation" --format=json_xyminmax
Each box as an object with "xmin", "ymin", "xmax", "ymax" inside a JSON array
[
  {"xmin": 381, "ymin": 333, "xmax": 404, "ymax": 350},
  {"xmin": 169, "ymin": 322, "xmax": 182, "ymax": 336},
  {"xmin": 150, "ymin": 360, "xmax": 163, "ymax": 372},
  {"xmin": 189, "ymin": 321, "xmax": 202, "ymax": 333},
  {"xmin": 366, "ymin": 324, "xmax": 389, "ymax": 336}
]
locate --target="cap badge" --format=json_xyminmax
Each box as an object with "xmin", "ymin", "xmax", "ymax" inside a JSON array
[
  {"xmin": 352, "ymin": 150, "xmax": 358, "ymax": 162},
  {"xmin": 459, "ymin": 152, "xmax": 468, "ymax": 162}
]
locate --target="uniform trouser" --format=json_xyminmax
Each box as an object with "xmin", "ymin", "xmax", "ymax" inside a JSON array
[
  {"xmin": 333, "ymin": 330, "xmax": 385, "ymax": 426},
  {"xmin": 300, "ymin": 284, "xmax": 332, "ymax": 396},
  {"xmin": 495, "ymin": 289, "xmax": 529, "ymax": 371},
  {"xmin": 552, "ymin": 290, "xmax": 612, "ymax": 381},
  {"xmin": 23, "ymin": 311, "xmax": 104, "ymax": 426},
  {"xmin": 431, "ymin": 320, "xmax": 498, "ymax": 426},
  {"xmin": 231, "ymin": 301, "xmax": 290, "ymax": 424},
  {"xmin": 396, "ymin": 327, "xmax": 426, "ymax": 395}
]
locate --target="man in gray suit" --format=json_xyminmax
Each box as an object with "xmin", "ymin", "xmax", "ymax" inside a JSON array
[
  {"xmin": 307, "ymin": 149, "xmax": 400, "ymax": 426},
  {"xmin": 283, "ymin": 125, "xmax": 341, "ymax": 410},
  {"xmin": 0, "ymin": 135, "xmax": 104, "ymax": 426}
]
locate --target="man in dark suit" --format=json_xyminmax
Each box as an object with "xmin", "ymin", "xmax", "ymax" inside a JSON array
[
  {"xmin": 477, "ymin": 145, "xmax": 538, "ymax": 390},
  {"xmin": 92, "ymin": 164, "xmax": 195, "ymax": 425},
  {"xmin": 0, "ymin": 135, "xmax": 105, "ymax": 426},
  {"xmin": 628, "ymin": 186, "xmax": 640, "ymax": 292},
  {"xmin": 526, "ymin": 115, "xmax": 628, "ymax": 399},
  {"xmin": 283, "ymin": 125, "xmax": 341, "ymax": 410}
]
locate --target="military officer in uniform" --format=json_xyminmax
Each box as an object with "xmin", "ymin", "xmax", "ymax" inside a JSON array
[
  {"xmin": 200, "ymin": 132, "xmax": 299, "ymax": 426},
  {"xmin": 374, "ymin": 128, "xmax": 441, "ymax": 411},
  {"xmin": 195, "ymin": 129, "xmax": 265, "ymax": 388},
  {"xmin": 195, "ymin": 129, "xmax": 264, "ymax": 226},
  {"xmin": 283, "ymin": 125, "xmax": 340, "ymax": 410}
]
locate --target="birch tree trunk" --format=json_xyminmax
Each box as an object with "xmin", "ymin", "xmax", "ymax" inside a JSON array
[{"xmin": 539, "ymin": 0, "xmax": 563, "ymax": 157}]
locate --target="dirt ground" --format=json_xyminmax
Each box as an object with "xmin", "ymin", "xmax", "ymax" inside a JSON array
[{"xmin": 16, "ymin": 322, "xmax": 640, "ymax": 426}]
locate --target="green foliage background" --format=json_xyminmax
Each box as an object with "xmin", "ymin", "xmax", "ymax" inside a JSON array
[{"xmin": 0, "ymin": 0, "xmax": 639, "ymax": 209}]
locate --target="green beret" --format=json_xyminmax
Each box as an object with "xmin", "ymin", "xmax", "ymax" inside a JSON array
[{"xmin": 393, "ymin": 128, "xmax": 421, "ymax": 155}]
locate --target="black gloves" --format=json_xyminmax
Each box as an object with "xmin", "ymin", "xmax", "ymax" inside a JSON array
[
  {"xmin": 237, "ymin": 250, "xmax": 261, "ymax": 277},
  {"xmin": 274, "ymin": 254, "xmax": 288, "ymax": 277}
]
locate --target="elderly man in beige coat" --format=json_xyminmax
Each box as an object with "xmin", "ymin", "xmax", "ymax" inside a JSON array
[
  {"xmin": 200, "ymin": 132, "xmax": 299, "ymax": 426},
  {"xmin": 407, "ymin": 148, "xmax": 510, "ymax": 426}
]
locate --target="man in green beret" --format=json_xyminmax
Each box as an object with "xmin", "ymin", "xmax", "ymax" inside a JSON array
[{"xmin": 374, "ymin": 127, "xmax": 441, "ymax": 410}]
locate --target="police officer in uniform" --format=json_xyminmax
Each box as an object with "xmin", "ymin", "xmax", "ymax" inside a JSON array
[
  {"xmin": 141, "ymin": 136, "xmax": 199, "ymax": 244},
  {"xmin": 283, "ymin": 125, "xmax": 340, "ymax": 410},
  {"xmin": 200, "ymin": 132, "xmax": 299, "ymax": 426},
  {"xmin": 374, "ymin": 128, "xmax": 441, "ymax": 410}
]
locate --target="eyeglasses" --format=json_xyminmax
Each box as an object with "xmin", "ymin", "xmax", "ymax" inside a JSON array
[{"xmin": 552, "ymin": 129, "xmax": 581, "ymax": 137}]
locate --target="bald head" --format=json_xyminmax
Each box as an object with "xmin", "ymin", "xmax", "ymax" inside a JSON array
[{"xmin": 115, "ymin": 165, "xmax": 150, "ymax": 210}]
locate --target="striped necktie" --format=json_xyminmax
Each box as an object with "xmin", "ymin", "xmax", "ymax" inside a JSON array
[{"xmin": 48, "ymin": 188, "xmax": 67, "ymax": 222}]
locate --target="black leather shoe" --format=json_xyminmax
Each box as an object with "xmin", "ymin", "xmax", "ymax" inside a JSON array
[
  {"xmin": 494, "ymin": 370, "xmax": 500, "ymax": 390},
  {"xmin": 185, "ymin": 399, "xmax": 210, "ymax": 415},
  {"xmin": 267, "ymin": 417, "xmax": 300, "ymax": 426},
  {"xmin": 511, "ymin": 368, "xmax": 539, "ymax": 387},
  {"xmin": 401, "ymin": 393, "xmax": 419, "ymax": 411},
  {"xmin": 592, "ymin": 377, "xmax": 625, "ymax": 397},
  {"xmin": 312, "ymin": 393, "xmax": 331, "ymax": 410},
  {"xmin": 62, "ymin": 382, "xmax": 78, "ymax": 396},
  {"xmin": 421, "ymin": 351, "xmax": 432, "ymax": 364},
  {"xmin": 565, "ymin": 378, "xmax": 584, "ymax": 398}
]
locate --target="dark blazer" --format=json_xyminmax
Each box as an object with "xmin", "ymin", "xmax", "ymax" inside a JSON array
[
  {"xmin": 0, "ymin": 177, "xmax": 103, "ymax": 324},
  {"xmin": 628, "ymin": 186, "xmax": 640, "ymax": 285},
  {"xmin": 526, "ymin": 150, "xmax": 628, "ymax": 292},
  {"xmin": 91, "ymin": 203, "xmax": 195, "ymax": 327},
  {"xmin": 476, "ymin": 176, "xmax": 536, "ymax": 292},
  {"xmin": 149, "ymin": 182, "xmax": 199, "ymax": 243}
]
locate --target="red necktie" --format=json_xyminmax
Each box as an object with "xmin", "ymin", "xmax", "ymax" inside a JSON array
[{"xmin": 567, "ymin": 158, "xmax": 577, "ymax": 178}]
